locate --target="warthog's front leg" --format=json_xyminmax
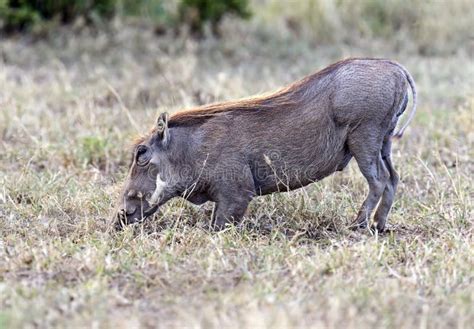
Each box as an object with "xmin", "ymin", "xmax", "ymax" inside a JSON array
[
  {"xmin": 211, "ymin": 195, "xmax": 252, "ymax": 230},
  {"xmin": 210, "ymin": 167, "xmax": 255, "ymax": 230}
]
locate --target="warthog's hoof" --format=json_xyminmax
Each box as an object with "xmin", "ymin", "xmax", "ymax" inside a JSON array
[
  {"xmin": 368, "ymin": 224, "xmax": 391, "ymax": 235},
  {"xmin": 349, "ymin": 219, "xmax": 369, "ymax": 231}
]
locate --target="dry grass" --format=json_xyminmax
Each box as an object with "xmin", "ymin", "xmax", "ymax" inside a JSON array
[{"xmin": 0, "ymin": 5, "xmax": 473, "ymax": 328}]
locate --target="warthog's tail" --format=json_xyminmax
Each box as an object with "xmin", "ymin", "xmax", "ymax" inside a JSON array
[{"xmin": 389, "ymin": 61, "xmax": 417, "ymax": 138}]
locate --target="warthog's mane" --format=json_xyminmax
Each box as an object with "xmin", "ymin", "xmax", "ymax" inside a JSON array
[
  {"xmin": 168, "ymin": 59, "xmax": 354, "ymax": 127},
  {"xmin": 134, "ymin": 58, "xmax": 365, "ymax": 146}
]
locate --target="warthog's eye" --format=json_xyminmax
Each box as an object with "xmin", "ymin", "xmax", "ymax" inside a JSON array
[{"xmin": 136, "ymin": 145, "xmax": 151, "ymax": 166}]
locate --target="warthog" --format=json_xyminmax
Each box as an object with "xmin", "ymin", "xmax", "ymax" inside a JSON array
[{"xmin": 115, "ymin": 58, "xmax": 417, "ymax": 232}]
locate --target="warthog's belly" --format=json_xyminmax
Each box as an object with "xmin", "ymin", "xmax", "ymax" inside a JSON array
[{"xmin": 251, "ymin": 146, "xmax": 352, "ymax": 195}]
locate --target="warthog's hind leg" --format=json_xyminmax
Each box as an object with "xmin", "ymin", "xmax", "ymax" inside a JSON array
[
  {"xmin": 374, "ymin": 138, "xmax": 399, "ymax": 232},
  {"xmin": 349, "ymin": 129, "xmax": 390, "ymax": 229}
]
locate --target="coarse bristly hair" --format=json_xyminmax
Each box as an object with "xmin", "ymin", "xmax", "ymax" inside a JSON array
[
  {"xmin": 167, "ymin": 59, "xmax": 354, "ymax": 126},
  {"xmin": 133, "ymin": 58, "xmax": 357, "ymax": 146},
  {"xmin": 134, "ymin": 57, "xmax": 416, "ymax": 145}
]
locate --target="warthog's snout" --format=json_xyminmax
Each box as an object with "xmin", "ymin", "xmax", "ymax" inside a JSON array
[{"xmin": 114, "ymin": 192, "xmax": 159, "ymax": 229}]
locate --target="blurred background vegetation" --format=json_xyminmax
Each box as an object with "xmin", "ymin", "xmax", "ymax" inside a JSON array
[
  {"xmin": 0, "ymin": 0, "xmax": 251, "ymax": 37},
  {"xmin": 0, "ymin": 0, "xmax": 472, "ymax": 54}
]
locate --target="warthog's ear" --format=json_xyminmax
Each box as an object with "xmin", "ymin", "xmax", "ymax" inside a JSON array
[{"xmin": 156, "ymin": 112, "xmax": 170, "ymax": 146}]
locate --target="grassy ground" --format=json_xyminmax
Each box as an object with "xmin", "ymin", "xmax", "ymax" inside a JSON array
[{"xmin": 0, "ymin": 12, "xmax": 473, "ymax": 329}]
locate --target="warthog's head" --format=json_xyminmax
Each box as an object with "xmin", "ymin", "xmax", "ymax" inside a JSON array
[{"xmin": 115, "ymin": 113, "xmax": 178, "ymax": 228}]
